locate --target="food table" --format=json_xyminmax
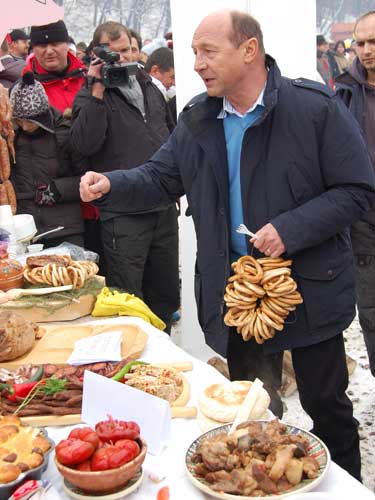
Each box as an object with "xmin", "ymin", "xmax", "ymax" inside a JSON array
[{"xmin": 36, "ymin": 316, "xmax": 375, "ymax": 499}]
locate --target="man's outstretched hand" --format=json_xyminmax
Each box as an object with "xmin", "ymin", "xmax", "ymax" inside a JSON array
[{"xmin": 80, "ymin": 171, "xmax": 111, "ymax": 202}]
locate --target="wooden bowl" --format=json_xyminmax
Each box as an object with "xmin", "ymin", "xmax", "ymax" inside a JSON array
[{"xmin": 54, "ymin": 439, "xmax": 147, "ymax": 494}]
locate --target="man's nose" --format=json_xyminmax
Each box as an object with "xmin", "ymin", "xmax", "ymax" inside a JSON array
[{"xmin": 194, "ymin": 56, "xmax": 207, "ymax": 72}]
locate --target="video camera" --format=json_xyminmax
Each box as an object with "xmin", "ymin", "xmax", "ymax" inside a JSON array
[{"xmin": 93, "ymin": 44, "xmax": 139, "ymax": 88}]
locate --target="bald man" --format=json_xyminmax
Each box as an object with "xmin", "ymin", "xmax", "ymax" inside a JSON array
[{"xmin": 81, "ymin": 10, "xmax": 375, "ymax": 480}]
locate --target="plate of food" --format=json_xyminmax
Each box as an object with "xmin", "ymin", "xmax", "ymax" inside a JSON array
[
  {"xmin": 0, "ymin": 415, "xmax": 54, "ymax": 498},
  {"xmin": 186, "ymin": 419, "xmax": 330, "ymax": 499}
]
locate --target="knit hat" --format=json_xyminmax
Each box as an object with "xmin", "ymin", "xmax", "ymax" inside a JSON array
[
  {"xmin": 10, "ymin": 72, "xmax": 54, "ymax": 133},
  {"xmin": 30, "ymin": 20, "xmax": 69, "ymax": 47}
]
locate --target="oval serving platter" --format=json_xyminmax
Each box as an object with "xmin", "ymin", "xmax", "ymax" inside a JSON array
[{"xmin": 185, "ymin": 421, "xmax": 330, "ymax": 500}]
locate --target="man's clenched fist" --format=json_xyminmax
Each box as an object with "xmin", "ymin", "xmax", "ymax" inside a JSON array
[{"xmin": 80, "ymin": 171, "xmax": 111, "ymax": 202}]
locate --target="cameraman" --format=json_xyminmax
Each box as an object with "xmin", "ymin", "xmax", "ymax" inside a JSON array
[{"xmin": 70, "ymin": 22, "xmax": 178, "ymax": 331}]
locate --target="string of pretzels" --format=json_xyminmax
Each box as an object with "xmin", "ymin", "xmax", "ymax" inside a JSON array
[
  {"xmin": 224, "ymin": 256, "xmax": 303, "ymax": 344},
  {"xmin": 23, "ymin": 260, "xmax": 99, "ymax": 289}
]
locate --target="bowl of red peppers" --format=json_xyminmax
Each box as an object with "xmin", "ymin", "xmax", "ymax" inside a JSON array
[{"xmin": 54, "ymin": 416, "xmax": 147, "ymax": 494}]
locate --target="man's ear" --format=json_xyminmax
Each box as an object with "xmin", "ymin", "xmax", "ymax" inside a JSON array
[
  {"xmin": 243, "ymin": 37, "xmax": 258, "ymax": 63},
  {"xmin": 149, "ymin": 64, "xmax": 160, "ymax": 77}
]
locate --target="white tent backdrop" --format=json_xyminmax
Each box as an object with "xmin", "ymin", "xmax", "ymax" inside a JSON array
[{"xmin": 170, "ymin": 0, "xmax": 316, "ymax": 359}]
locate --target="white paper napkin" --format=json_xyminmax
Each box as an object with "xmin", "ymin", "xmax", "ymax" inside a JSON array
[{"xmin": 67, "ymin": 330, "xmax": 123, "ymax": 365}]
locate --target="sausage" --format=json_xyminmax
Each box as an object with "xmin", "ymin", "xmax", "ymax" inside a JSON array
[
  {"xmin": 16, "ymin": 405, "xmax": 82, "ymax": 416},
  {"xmin": 65, "ymin": 395, "xmax": 83, "ymax": 407},
  {"xmin": 0, "ymin": 136, "xmax": 10, "ymax": 181},
  {"xmin": 53, "ymin": 366, "xmax": 79, "ymax": 378},
  {"xmin": 3, "ymin": 180, "xmax": 16, "ymax": 215},
  {"xmin": 49, "ymin": 390, "xmax": 83, "ymax": 401},
  {"xmin": 0, "ymin": 183, "xmax": 7, "ymax": 205}
]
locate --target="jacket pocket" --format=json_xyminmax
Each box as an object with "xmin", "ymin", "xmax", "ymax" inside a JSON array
[
  {"xmin": 293, "ymin": 252, "xmax": 355, "ymax": 332},
  {"xmin": 194, "ymin": 266, "xmax": 224, "ymax": 334}
]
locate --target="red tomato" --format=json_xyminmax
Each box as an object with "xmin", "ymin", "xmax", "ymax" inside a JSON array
[
  {"xmin": 114, "ymin": 439, "xmax": 140, "ymax": 460},
  {"xmin": 157, "ymin": 486, "xmax": 170, "ymax": 500},
  {"xmin": 76, "ymin": 460, "xmax": 92, "ymax": 471},
  {"xmin": 95, "ymin": 417, "xmax": 140, "ymax": 442},
  {"xmin": 68, "ymin": 427, "xmax": 100, "ymax": 450},
  {"xmin": 56, "ymin": 438, "xmax": 95, "ymax": 466},
  {"xmin": 91, "ymin": 445, "xmax": 137, "ymax": 471}
]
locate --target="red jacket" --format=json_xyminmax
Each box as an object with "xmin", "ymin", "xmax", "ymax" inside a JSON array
[{"xmin": 23, "ymin": 52, "xmax": 86, "ymax": 113}]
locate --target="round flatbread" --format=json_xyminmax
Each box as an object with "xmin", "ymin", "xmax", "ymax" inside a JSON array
[
  {"xmin": 197, "ymin": 407, "xmax": 272, "ymax": 433},
  {"xmin": 198, "ymin": 380, "xmax": 270, "ymax": 423}
]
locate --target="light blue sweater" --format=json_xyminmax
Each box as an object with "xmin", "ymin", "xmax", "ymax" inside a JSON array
[{"xmin": 223, "ymin": 105, "xmax": 264, "ymax": 259}]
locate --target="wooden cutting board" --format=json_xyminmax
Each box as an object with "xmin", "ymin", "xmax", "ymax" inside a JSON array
[
  {"xmin": 17, "ymin": 362, "xmax": 196, "ymax": 426},
  {"xmin": 0, "ymin": 276, "xmax": 105, "ymax": 322},
  {"xmin": 19, "ymin": 375, "xmax": 195, "ymax": 427},
  {"xmin": 1, "ymin": 323, "xmax": 148, "ymax": 369}
]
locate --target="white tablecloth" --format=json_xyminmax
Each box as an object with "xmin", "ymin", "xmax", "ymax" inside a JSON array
[{"xmin": 43, "ymin": 317, "xmax": 375, "ymax": 499}]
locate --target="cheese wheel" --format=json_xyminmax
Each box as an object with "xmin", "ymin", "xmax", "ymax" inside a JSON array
[{"xmin": 198, "ymin": 380, "xmax": 270, "ymax": 423}]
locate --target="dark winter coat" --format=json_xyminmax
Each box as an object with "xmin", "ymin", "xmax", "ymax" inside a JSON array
[
  {"xmin": 336, "ymin": 58, "xmax": 375, "ymax": 254},
  {"xmin": 336, "ymin": 58, "xmax": 375, "ymax": 168},
  {"xmin": 70, "ymin": 69, "xmax": 174, "ymax": 173},
  {"xmin": 0, "ymin": 55, "xmax": 25, "ymax": 88},
  {"xmin": 70, "ymin": 69, "xmax": 175, "ymax": 219},
  {"xmin": 13, "ymin": 108, "xmax": 87, "ymax": 240},
  {"xmin": 95, "ymin": 57, "xmax": 375, "ymax": 356}
]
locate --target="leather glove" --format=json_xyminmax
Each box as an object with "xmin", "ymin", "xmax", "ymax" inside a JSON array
[{"xmin": 35, "ymin": 182, "xmax": 60, "ymax": 206}]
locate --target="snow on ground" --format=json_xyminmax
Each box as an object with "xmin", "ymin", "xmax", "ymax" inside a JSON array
[{"xmin": 172, "ymin": 314, "xmax": 375, "ymax": 492}]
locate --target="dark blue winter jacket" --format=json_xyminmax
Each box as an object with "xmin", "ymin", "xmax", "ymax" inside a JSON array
[{"xmin": 96, "ymin": 56, "xmax": 375, "ymax": 356}]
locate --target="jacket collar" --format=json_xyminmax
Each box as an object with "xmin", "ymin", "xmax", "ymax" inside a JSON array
[
  {"xmin": 24, "ymin": 52, "xmax": 86, "ymax": 83},
  {"xmin": 179, "ymin": 55, "xmax": 281, "ymax": 224},
  {"xmin": 182, "ymin": 54, "xmax": 280, "ymax": 131}
]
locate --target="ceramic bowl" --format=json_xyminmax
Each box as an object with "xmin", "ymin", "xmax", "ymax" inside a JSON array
[
  {"xmin": 0, "ymin": 258, "xmax": 24, "ymax": 292},
  {"xmin": 13, "ymin": 214, "xmax": 37, "ymax": 242},
  {"xmin": 54, "ymin": 438, "xmax": 147, "ymax": 494}
]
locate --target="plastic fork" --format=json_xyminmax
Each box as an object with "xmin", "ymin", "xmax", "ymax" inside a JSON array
[{"xmin": 236, "ymin": 223, "xmax": 258, "ymax": 239}]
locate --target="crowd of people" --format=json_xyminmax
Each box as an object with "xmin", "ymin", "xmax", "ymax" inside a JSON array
[
  {"xmin": 0, "ymin": 7, "xmax": 375, "ymax": 485},
  {"xmin": 316, "ymin": 34, "xmax": 353, "ymax": 86},
  {"xmin": 0, "ymin": 19, "xmax": 178, "ymax": 331}
]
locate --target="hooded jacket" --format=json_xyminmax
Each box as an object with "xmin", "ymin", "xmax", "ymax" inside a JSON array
[
  {"xmin": 336, "ymin": 58, "xmax": 375, "ymax": 250},
  {"xmin": 23, "ymin": 52, "xmax": 86, "ymax": 113},
  {"xmin": 12, "ymin": 108, "xmax": 88, "ymax": 240},
  {"xmin": 0, "ymin": 55, "xmax": 25, "ymax": 88},
  {"xmin": 94, "ymin": 57, "xmax": 375, "ymax": 356}
]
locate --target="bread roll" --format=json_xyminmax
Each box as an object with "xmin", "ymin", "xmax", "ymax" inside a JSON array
[
  {"xmin": 198, "ymin": 380, "xmax": 270, "ymax": 423},
  {"xmin": 0, "ymin": 311, "xmax": 36, "ymax": 361}
]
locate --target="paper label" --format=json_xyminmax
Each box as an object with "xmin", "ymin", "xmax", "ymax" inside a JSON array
[
  {"xmin": 82, "ymin": 371, "xmax": 171, "ymax": 455},
  {"xmin": 67, "ymin": 330, "xmax": 123, "ymax": 365}
]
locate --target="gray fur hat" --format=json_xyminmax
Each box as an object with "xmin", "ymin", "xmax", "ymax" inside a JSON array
[{"xmin": 10, "ymin": 72, "xmax": 54, "ymax": 133}]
